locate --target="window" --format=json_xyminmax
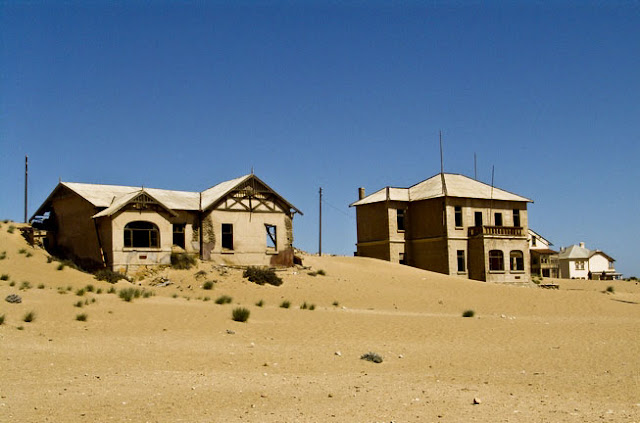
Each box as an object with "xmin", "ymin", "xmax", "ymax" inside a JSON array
[
  {"xmin": 399, "ymin": 252, "xmax": 406, "ymax": 265},
  {"xmin": 575, "ymin": 260, "xmax": 585, "ymax": 270},
  {"xmin": 540, "ymin": 256, "xmax": 548, "ymax": 264},
  {"xmin": 513, "ymin": 209, "xmax": 521, "ymax": 227},
  {"xmin": 124, "ymin": 221, "xmax": 159, "ymax": 248},
  {"xmin": 531, "ymin": 236, "xmax": 537, "ymax": 247},
  {"xmin": 489, "ymin": 250, "xmax": 504, "ymax": 271},
  {"xmin": 265, "ymin": 225, "xmax": 277, "ymax": 249},
  {"xmin": 457, "ymin": 250, "xmax": 466, "ymax": 272},
  {"xmin": 222, "ymin": 224, "xmax": 233, "ymax": 250},
  {"xmin": 396, "ymin": 209, "xmax": 405, "ymax": 231},
  {"xmin": 494, "ymin": 213, "xmax": 503, "ymax": 226},
  {"xmin": 474, "ymin": 211, "xmax": 483, "ymax": 227},
  {"xmin": 609, "ymin": 261, "xmax": 614, "ymax": 269},
  {"xmin": 454, "ymin": 206, "xmax": 463, "ymax": 227},
  {"xmin": 510, "ymin": 250, "xmax": 524, "ymax": 271},
  {"xmin": 173, "ymin": 224, "xmax": 185, "ymax": 249}
]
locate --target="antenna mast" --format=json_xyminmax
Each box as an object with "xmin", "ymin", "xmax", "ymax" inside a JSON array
[
  {"xmin": 489, "ymin": 166, "xmax": 495, "ymax": 224},
  {"xmin": 24, "ymin": 155, "xmax": 28, "ymax": 223},
  {"xmin": 318, "ymin": 187, "xmax": 322, "ymax": 256},
  {"xmin": 439, "ymin": 130, "xmax": 448, "ymax": 196}
]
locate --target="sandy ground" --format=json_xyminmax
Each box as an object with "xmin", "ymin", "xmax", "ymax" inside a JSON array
[{"xmin": 1, "ymin": 222, "xmax": 639, "ymax": 422}]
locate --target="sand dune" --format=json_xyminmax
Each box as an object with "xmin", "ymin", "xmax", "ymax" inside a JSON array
[{"xmin": 1, "ymin": 222, "xmax": 639, "ymax": 422}]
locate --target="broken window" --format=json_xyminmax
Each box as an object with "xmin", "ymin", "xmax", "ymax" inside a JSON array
[
  {"xmin": 457, "ymin": 250, "xmax": 466, "ymax": 272},
  {"xmin": 124, "ymin": 221, "xmax": 159, "ymax": 248},
  {"xmin": 222, "ymin": 224, "xmax": 233, "ymax": 250},
  {"xmin": 173, "ymin": 224, "xmax": 186, "ymax": 249},
  {"xmin": 510, "ymin": 250, "xmax": 524, "ymax": 271},
  {"xmin": 489, "ymin": 250, "xmax": 504, "ymax": 271},
  {"xmin": 494, "ymin": 212, "xmax": 503, "ymax": 226},
  {"xmin": 265, "ymin": 224, "xmax": 277, "ymax": 250},
  {"xmin": 396, "ymin": 209, "xmax": 405, "ymax": 231},
  {"xmin": 454, "ymin": 206, "xmax": 463, "ymax": 227}
]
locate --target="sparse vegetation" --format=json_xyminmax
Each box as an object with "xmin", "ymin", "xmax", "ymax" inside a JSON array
[
  {"xmin": 462, "ymin": 309, "xmax": 475, "ymax": 318},
  {"xmin": 606, "ymin": 286, "xmax": 615, "ymax": 293},
  {"xmin": 360, "ymin": 352, "xmax": 383, "ymax": 363},
  {"xmin": 280, "ymin": 300, "xmax": 291, "ymax": 309},
  {"xmin": 203, "ymin": 296, "xmax": 210, "ymax": 302},
  {"xmin": 1, "ymin": 274, "xmax": 9, "ymax": 281},
  {"xmin": 23, "ymin": 311, "xmax": 36, "ymax": 322},
  {"xmin": 308, "ymin": 269, "xmax": 327, "ymax": 277},
  {"xmin": 107, "ymin": 286, "xmax": 116, "ymax": 294},
  {"xmin": 215, "ymin": 295, "xmax": 233, "ymax": 305},
  {"xmin": 0, "ymin": 251, "xmax": 6, "ymax": 260},
  {"xmin": 96, "ymin": 288, "xmax": 102, "ymax": 294},
  {"xmin": 300, "ymin": 301, "xmax": 309, "ymax": 310},
  {"xmin": 19, "ymin": 281, "xmax": 31, "ymax": 290},
  {"xmin": 57, "ymin": 263, "xmax": 65, "ymax": 271},
  {"xmin": 119, "ymin": 288, "xmax": 142, "ymax": 302},
  {"xmin": 309, "ymin": 304, "xmax": 316, "ymax": 310},
  {"xmin": 0, "ymin": 314, "xmax": 5, "ymax": 325},
  {"xmin": 202, "ymin": 281, "xmax": 214, "ymax": 290},
  {"xmin": 255, "ymin": 299, "xmax": 264, "ymax": 307},
  {"xmin": 194, "ymin": 270, "xmax": 208, "ymax": 279},
  {"xmin": 170, "ymin": 252, "xmax": 197, "ymax": 270},
  {"xmin": 94, "ymin": 269, "xmax": 127, "ymax": 284},
  {"xmin": 47, "ymin": 256, "xmax": 54, "ymax": 263},
  {"xmin": 74, "ymin": 300, "xmax": 84, "ymax": 308},
  {"xmin": 9, "ymin": 281, "xmax": 16, "ymax": 287},
  {"xmin": 37, "ymin": 283, "xmax": 45, "ymax": 289},
  {"xmin": 18, "ymin": 248, "xmax": 27, "ymax": 254},
  {"xmin": 332, "ymin": 301, "xmax": 339, "ymax": 307},
  {"xmin": 142, "ymin": 290, "xmax": 153, "ymax": 298},
  {"xmin": 7, "ymin": 225, "xmax": 16, "ymax": 234},
  {"xmin": 85, "ymin": 284, "xmax": 95, "ymax": 292},
  {"xmin": 243, "ymin": 266, "xmax": 283, "ymax": 286},
  {"xmin": 17, "ymin": 325, "xmax": 24, "ymax": 330},
  {"xmin": 231, "ymin": 307, "xmax": 251, "ymax": 322},
  {"xmin": 76, "ymin": 288, "xmax": 86, "ymax": 296},
  {"xmin": 76, "ymin": 313, "xmax": 88, "ymax": 322},
  {"xmin": 25, "ymin": 252, "xmax": 33, "ymax": 258}
]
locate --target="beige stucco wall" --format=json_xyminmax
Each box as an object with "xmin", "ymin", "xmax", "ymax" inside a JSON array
[{"xmin": 355, "ymin": 203, "xmax": 390, "ymax": 243}]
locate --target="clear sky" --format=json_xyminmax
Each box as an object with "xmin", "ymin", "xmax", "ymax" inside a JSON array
[{"xmin": 1, "ymin": 1, "xmax": 639, "ymax": 277}]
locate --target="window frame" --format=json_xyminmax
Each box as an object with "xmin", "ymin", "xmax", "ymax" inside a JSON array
[
  {"xmin": 396, "ymin": 209, "xmax": 405, "ymax": 232},
  {"xmin": 510, "ymin": 250, "xmax": 525, "ymax": 272},
  {"xmin": 489, "ymin": 250, "xmax": 504, "ymax": 272},
  {"xmin": 513, "ymin": 209, "xmax": 521, "ymax": 227},
  {"xmin": 172, "ymin": 223, "xmax": 186, "ymax": 249},
  {"xmin": 494, "ymin": 212, "xmax": 503, "ymax": 227},
  {"xmin": 265, "ymin": 224, "xmax": 277, "ymax": 250},
  {"xmin": 221, "ymin": 223, "xmax": 234, "ymax": 250},
  {"xmin": 124, "ymin": 221, "xmax": 160, "ymax": 249},
  {"xmin": 457, "ymin": 250, "xmax": 466, "ymax": 272},
  {"xmin": 454, "ymin": 206, "xmax": 463, "ymax": 228}
]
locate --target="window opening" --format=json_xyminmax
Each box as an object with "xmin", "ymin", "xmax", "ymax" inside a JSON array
[
  {"xmin": 575, "ymin": 260, "xmax": 585, "ymax": 270},
  {"xmin": 222, "ymin": 224, "xmax": 234, "ymax": 250},
  {"xmin": 396, "ymin": 209, "xmax": 405, "ymax": 231},
  {"xmin": 513, "ymin": 209, "xmax": 521, "ymax": 227},
  {"xmin": 124, "ymin": 221, "xmax": 160, "ymax": 248},
  {"xmin": 266, "ymin": 225, "xmax": 277, "ymax": 249},
  {"xmin": 531, "ymin": 236, "xmax": 537, "ymax": 246},
  {"xmin": 494, "ymin": 212, "xmax": 503, "ymax": 226},
  {"xmin": 454, "ymin": 206, "xmax": 463, "ymax": 227},
  {"xmin": 399, "ymin": 252, "xmax": 405, "ymax": 265},
  {"xmin": 173, "ymin": 224, "xmax": 186, "ymax": 249},
  {"xmin": 510, "ymin": 250, "xmax": 524, "ymax": 271},
  {"xmin": 457, "ymin": 250, "xmax": 466, "ymax": 272},
  {"xmin": 489, "ymin": 250, "xmax": 504, "ymax": 271},
  {"xmin": 474, "ymin": 211, "xmax": 483, "ymax": 227}
]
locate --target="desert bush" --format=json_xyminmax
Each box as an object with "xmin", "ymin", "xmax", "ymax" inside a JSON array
[
  {"xmin": 18, "ymin": 248, "xmax": 27, "ymax": 254},
  {"xmin": 142, "ymin": 290, "xmax": 153, "ymax": 298},
  {"xmin": 300, "ymin": 301, "xmax": 308, "ymax": 310},
  {"xmin": 25, "ymin": 252, "xmax": 33, "ymax": 258},
  {"xmin": 76, "ymin": 288, "xmax": 85, "ymax": 296},
  {"xmin": 85, "ymin": 284, "xmax": 95, "ymax": 292},
  {"xmin": 360, "ymin": 352, "xmax": 383, "ymax": 363},
  {"xmin": 215, "ymin": 295, "xmax": 233, "ymax": 305},
  {"xmin": 119, "ymin": 288, "xmax": 141, "ymax": 302},
  {"xmin": 75, "ymin": 313, "xmax": 88, "ymax": 322},
  {"xmin": 171, "ymin": 252, "xmax": 197, "ymax": 270},
  {"xmin": 606, "ymin": 286, "xmax": 615, "ymax": 293},
  {"xmin": 0, "ymin": 251, "xmax": 6, "ymax": 260},
  {"xmin": 57, "ymin": 263, "xmax": 65, "ymax": 271},
  {"xmin": 0, "ymin": 314, "xmax": 5, "ymax": 325},
  {"xmin": 309, "ymin": 304, "xmax": 316, "ymax": 311},
  {"xmin": 17, "ymin": 325, "xmax": 24, "ymax": 330},
  {"xmin": 94, "ymin": 269, "xmax": 127, "ymax": 284},
  {"xmin": 7, "ymin": 225, "xmax": 15, "ymax": 234},
  {"xmin": 96, "ymin": 288, "xmax": 102, "ymax": 294},
  {"xmin": 332, "ymin": 301, "xmax": 339, "ymax": 307},
  {"xmin": 255, "ymin": 299, "xmax": 264, "ymax": 307},
  {"xmin": 19, "ymin": 281, "xmax": 31, "ymax": 290},
  {"xmin": 316, "ymin": 269, "xmax": 326, "ymax": 276},
  {"xmin": 231, "ymin": 307, "xmax": 250, "ymax": 322},
  {"xmin": 280, "ymin": 300, "xmax": 291, "ymax": 309},
  {"xmin": 172, "ymin": 293, "xmax": 178, "ymax": 298},
  {"xmin": 9, "ymin": 281, "xmax": 16, "ymax": 287},
  {"xmin": 37, "ymin": 283, "xmax": 45, "ymax": 289},
  {"xmin": 23, "ymin": 311, "xmax": 36, "ymax": 322},
  {"xmin": 47, "ymin": 256, "xmax": 54, "ymax": 263},
  {"xmin": 462, "ymin": 309, "xmax": 475, "ymax": 318},
  {"xmin": 1, "ymin": 274, "xmax": 9, "ymax": 281},
  {"xmin": 74, "ymin": 300, "xmax": 83, "ymax": 308},
  {"xmin": 203, "ymin": 296, "xmax": 210, "ymax": 302},
  {"xmin": 107, "ymin": 286, "xmax": 116, "ymax": 294},
  {"xmin": 243, "ymin": 266, "xmax": 283, "ymax": 286},
  {"xmin": 202, "ymin": 281, "xmax": 214, "ymax": 290}
]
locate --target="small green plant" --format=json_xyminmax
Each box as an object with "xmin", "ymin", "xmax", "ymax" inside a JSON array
[
  {"xmin": 85, "ymin": 284, "xmax": 95, "ymax": 292},
  {"xmin": 119, "ymin": 288, "xmax": 142, "ymax": 302},
  {"xmin": 142, "ymin": 290, "xmax": 153, "ymax": 298},
  {"xmin": 309, "ymin": 304, "xmax": 316, "ymax": 311},
  {"xmin": 316, "ymin": 269, "xmax": 326, "ymax": 276},
  {"xmin": 26, "ymin": 252, "xmax": 33, "ymax": 258},
  {"xmin": 255, "ymin": 299, "xmax": 264, "ymax": 307},
  {"xmin": 9, "ymin": 281, "xmax": 16, "ymax": 287},
  {"xmin": 172, "ymin": 293, "xmax": 178, "ymax": 298},
  {"xmin": 332, "ymin": 301, "xmax": 339, "ymax": 307},
  {"xmin": 19, "ymin": 281, "xmax": 32, "ymax": 290},
  {"xmin": 107, "ymin": 286, "xmax": 116, "ymax": 294},
  {"xmin": 66, "ymin": 286, "xmax": 72, "ymax": 291},
  {"xmin": 280, "ymin": 300, "xmax": 291, "ymax": 309},
  {"xmin": 47, "ymin": 256, "xmax": 54, "ymax": 263},
  {"xmin": 0, "ymin": 251, "xmax": 6, "ymax": 260},
  {"xmin": 462, "ymin": 309, "xmax": 475, "ymax": 318},
  {"xmin": 215, "ymin": 295, "xmax": 233, "ymax": 305},
  {"xmin": 96, "ymin": 288, "xmax": 102, "ymax": 294},
  {"xmin": 243, "ymin": 266, "xmax": 283, "ymax": 286},
  {"xmin": 0, "ymin": 314, "xmax": 5, "ymax": 325},
  {"xmin": 231, "ymin": 307, "xmax": 251, "ymax": 322},
  {"xmin": 37, "ymin": 283, "xmax": 45, "ymax": 289},
  {"xmin": 23, "ymin": 311, "xmax": 36, "ymax": 322},
  {"xmin": 18, "ymin": 248, "xmax": 27, "ymax": 254},
  {"xmin": 170, "ymin": 252, "xmax": 197, "ymax": 270},
  {"xmin": 7, "ymin": 225, "xmax": 16, "ymax": 234},
  {"xmin": 94, "ymin": 269, "xmax": 127, "ymax": 284},
  {"xmin": 202, "ymin": 281, "xmax": 214, "ymax": 290},
  {"xmin": 57, "ymin": 263, "xmax": 65, "ymax": 271},
  {"xmin": 360, "ymin": 352, "xmax": 383, "ymax": 363},
  {"xmin": 606, "ymin": 286, "xmax": 615, "ymax": 293},
  {"xmin": 0, "ymin": 274, "xmax": 7, "ymax": 281},
  {"xmin": 74, "ymin": 300, "xmax": 84, "ymax": 308},
  {"xmin": 76, "ymin": 313, "xmax": 88, "ymax": 322},
  {"xmin": 76, "ymin": 288, "xmax": 85, "ymax": 296},
  {"xmin": 17, "ymin": 325, "xmax": 24, "ymax": 330},
  {"xmin": 300, "ymin": 301, "xmax": 308, "ymax": 310},
  {"xmin": 203, "ymin": 296, "xmax": 210, "ymax": 302}
]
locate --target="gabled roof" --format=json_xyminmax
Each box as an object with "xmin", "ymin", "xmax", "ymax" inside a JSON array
[
  {"xmin": 528, "ymin": 228, "xmax": 553, "ymax": 246},
  {"xmin": 558, "ymin": 244, "xmax": 591, "ymax": 259},
  {"xmin": 92, "ymin": 189, "xmax": 178, "ymax": 218},
  {"xmin": 350, "ymin": 173, "xmax": 532, "ymax": 206}
]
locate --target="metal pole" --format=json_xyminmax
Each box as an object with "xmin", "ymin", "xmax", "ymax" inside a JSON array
[
  {"xmin": 319, "ymin": 187, "xmax": 322, "ymax": 256},
  {"xmin": 24, "ymin": 155, "xmax": 28, "ymax": 223}
]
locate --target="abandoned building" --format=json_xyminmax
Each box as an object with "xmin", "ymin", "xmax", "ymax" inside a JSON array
[
  {"xmin": 30, "ymin": 174, "xmax": 302, "ymax": 272},
  {"xmin": 557, "ymin": 242, "xmax": 621, "ymax": 280},
  {"xmin": 528, "ymin": 229, "xmax": 559, "ymax": 278},
  {"xmin": 351, "ymin": 173, "xmax": 532, "ymax": 283}
]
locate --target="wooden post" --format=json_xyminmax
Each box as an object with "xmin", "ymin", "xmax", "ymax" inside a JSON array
[
  {"xmin": 24, "ymin": 155, "xmax": 28, "ymax": 223},
  {"xmin": 318, "ymin": 187, "xmax": 322, "ymax": 256}
]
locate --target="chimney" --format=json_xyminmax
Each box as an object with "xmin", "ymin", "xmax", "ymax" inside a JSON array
[
  {"xmin": 358, "ymin": 187, "xmax": 365, "ymax": 200},
  {"xmin": 579, "ymin": 242, "xmax": 585, "ymax": 248}
]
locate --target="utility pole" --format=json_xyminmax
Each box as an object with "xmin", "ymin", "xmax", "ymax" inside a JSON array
[
  {"xmin": 24, "ymin": 155, "xmax": 28, "ymax": 223},
  {"xmin": 318, "ymin": 187, "xmax": 322, "ymax": 256}
]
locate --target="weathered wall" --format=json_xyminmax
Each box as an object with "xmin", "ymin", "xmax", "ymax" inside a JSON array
[
  {"xmin": 355, "ymin": 203, "xmax": 390, "ymax": 243},
  {"xmin": 406, "ymin": 199, "xmax": 445, "ymax": 239},
  {"xmin": 481, "ymin": 237, "xmax": 530, "ymax": 283},
  {"xmin": 408, "ymin": 238, "xmax": 449, "ymax": 274},
  {"xmin": 356, "ymin": 242, "xmax": 391, "ymax": 261}
]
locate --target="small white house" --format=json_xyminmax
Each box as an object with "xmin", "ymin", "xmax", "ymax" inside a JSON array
[{"xmin": 557, "ymin": 242, "xmax": 620, "ymax": 280}]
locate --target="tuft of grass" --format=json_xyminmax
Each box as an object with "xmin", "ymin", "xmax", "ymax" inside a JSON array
[
  {"xmin": 85, "ymin": 284, "xmax": 95, "ymax": 292},
  {"xmin": 255, "ymin": 299, "xmax": 264, "ymax": 307},
  {"xmin": 7, "ymin": 225, "xmax": 16, "ymax": 234},
  {"xmin": 76, "ymin": 288, "xmax": 86, "ymax": 296},
  {"xmin": 37, "ymin": 283, "xmax": 45, "ymax": 289},
  {"xmin": 26, "ymin": 252, "xmax": 33, "ymax": 258},
  {"xmin": 243, "ymin": 266, "xmax": 283, "ymax": 286},
  {"xmin": 9, "ymin": 281, "xmax": 16, "ymax": 287},
  {"xmin": 19, "ymin": 281, "xmax": 32, "ymax": 290},
  {"xmin": 23, "ymin": 311, "xmax": 36, "ymax": 323},
  {"xmin": 606, "ymin": 286, "xmax": 615, "ymax": 293},
  {"xmin": 0, "ymin": 251, "xmax": 6, "ymax": 260},
  {"xmin": 300, "ymin": 301, "xmax": 308, "ymax": 310},
  {"xmin": 74, "ymin": 300, "xmax": 84, "ymax": 308},
  {"xmin": 118, "ymin": 288, "xmax": 142, "ymax": 302},
  {"xmin": 96, "ymin": 288, "xmax": 102, "ymax": 294},
  {"xmin": 17, "ymin": 325, "xmax": 24, "ymax": 331},
  {"xmin": 94, "ymin": 269, "xmax": 127, "ymax": 284},
  {"xmin": 231, "ymin": 307, "xmax": 251, "ymax": 322},
  {"xmin": 203, "ymin": 296, "xmax": 210, "ymax": 302},
  {"xmin": 107, "ymin": 286, "xmax": 116, "ymax": 294},
  {"xmin": 57, "ymin": 263, "xmax": 65, "ymax": 271},
  {"xmin": 18, "ymin": 248, "xmax": 27, "ymax": 254},
  {"xmin": 462, "ymin": 309, "xmax": 475, "ymax": 318},
  {"xmin": 0, "ymin": 314, "xmax": 5, "ymax": 325},
  {"xmin": 75, "ymin": 313, "xmax": 88, "ymax": 322},
  {"xmin": 142, "ymin": 290, "xmax": 153, "ymax": 298},
  {"xmin": 47, "ymin": 256, "xmax": 54, "ymax": 263},
  {"xmin": 214, "ymin": 295, "xmax": 233, "ymax": 305},
  {"xmin": 332, "ymin": 301, "xmax": 339, "ymax": 307},
  {"xmin": 316, "ymin": 269, "xmax": 326, "ymax": 276},
  {"xmin": 280, "ymin": 300, "xmax": 291, "ymax": 309},
  {"xmin": 202, "ymin": 280, "xmax": 214, "ymax": 290},
  {"xmin": 308, "ymin": 269, "xmax": 326, "ymax": 277},
  {"xmin": 360, "ymin": 352, "xmax": 383, "ymax": 363},
  {"xmin": 170, "ymin": 252, "xmax": 197, "ymax": 270},
  {"xmin": 172, "ymin": 293, "xmax": 178, "ymax": 298},
  {"xmin": 0, "ymin": 273, "xmax": 8, "ymax": 281},
  {"xmin": 194, "ymin": 270, "xmax": 208, "ymax": 279},
  {"xmin": 309, "ymin": 304, "xmax": 316, "ymax": 311}
]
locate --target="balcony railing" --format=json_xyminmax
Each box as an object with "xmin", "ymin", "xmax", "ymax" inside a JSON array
[{"xmin": 468, "ymin": 226, "xmax": 525, "ymax": 237}]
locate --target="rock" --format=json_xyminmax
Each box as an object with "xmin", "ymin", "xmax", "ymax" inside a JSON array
[
  {"xmin": 5, "ymin": 294, "xmax": 22, "ymax": 304},
  {"xmin": 334, "ymin": 351, "xmax": 342, "ymax": 356},
  {"xmin": 473, "ymin": 397, "xmax": 482, "ymax": 405}
]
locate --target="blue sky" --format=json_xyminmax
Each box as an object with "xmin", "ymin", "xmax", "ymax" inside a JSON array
[{"xmin": 2, "ymin": 1, "xmax": 639, "ymax": 276}]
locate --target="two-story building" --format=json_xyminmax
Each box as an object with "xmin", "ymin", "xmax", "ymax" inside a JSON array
[
  {"xmin": 528, "ymin": 229, "xmax": 559, "ymax": 278},
  {"xmin": 351, "ymin": 173, "xmax": 532, "ymax": 283},
  {"xmin": 557, "ymin": 242, "xmax": 621, "ymax": 280}
]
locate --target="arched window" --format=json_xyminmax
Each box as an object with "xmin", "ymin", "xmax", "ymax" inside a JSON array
[
  {"xmin": 489, "ymin": 250, "xmax": 504, "ymax": 271},
  {"xmin": 510, "ymin": 250, "xmax": 524, "ymax": 271},
  {"xmin": 124, "ymin": 221, "xmax": 160, "ymax": 248}
]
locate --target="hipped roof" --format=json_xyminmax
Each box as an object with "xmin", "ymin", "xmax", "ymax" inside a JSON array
[
  {"xmin": 31, "ymin": 174, "xmax": 302, "ymax": 219},
  {"xmin": 350, "ymin": 173, "xmax": 532, "ymax": 207},
  {"xmin": 558, "ymin": 244, "xmax": 615, "ymax": 262}
]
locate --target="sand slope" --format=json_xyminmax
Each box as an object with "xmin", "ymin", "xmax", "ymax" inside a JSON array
[{"xmin": 1, "ymin": 222, "xmax": 639, "ymax": 422}]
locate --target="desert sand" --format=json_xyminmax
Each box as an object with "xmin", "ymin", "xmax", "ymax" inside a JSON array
[{"xmin": 1, "ymin": 222, "xmax": 639, "ymax": 422}]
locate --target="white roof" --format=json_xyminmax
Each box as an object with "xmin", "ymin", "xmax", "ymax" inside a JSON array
[
  {"xmin": 351, "ymin": 173, "xmax": 532, "ymax": 206},
  {"xmin": 559, "ymin": 243, "xmax": 615, "ymax": 262},
  {"xmin": 200, "ymin": 175, "xmax": 251, "ymax": 210}
]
